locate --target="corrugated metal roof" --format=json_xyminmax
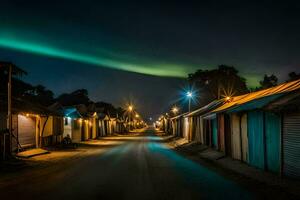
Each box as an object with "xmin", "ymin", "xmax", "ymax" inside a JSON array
[
  {"xmin": 185, "ymin": 99, "xmax": 225, "ymax": 117},
  {"xmin": 170, "ymin": 112, "xmax": 189, "ymax": 120},
  {"xmin": 212, "ymin": 79, "xmax": 300, "ymax": 113}
]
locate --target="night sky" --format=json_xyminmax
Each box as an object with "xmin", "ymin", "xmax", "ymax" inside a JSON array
[{"xmin": 1, "ymin": 1, "xmax": 300, "ymax": 119}]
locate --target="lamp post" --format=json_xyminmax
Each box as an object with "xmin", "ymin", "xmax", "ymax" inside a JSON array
[
  {"xmin": 128, "ymin": 105, "xmax": 133, "ymax": 130},
  {"xmin": 186, "ymin": 91, "xmax": 193, "ymax": 112}
]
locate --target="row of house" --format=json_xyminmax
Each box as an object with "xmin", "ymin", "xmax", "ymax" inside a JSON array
[
  {"xmin": 0, "ymin": 99, "xmax": 126, "ymax": 157},
  {"xmin": 162, "ymin": 79, "xmax": 300, "ymax": 179}
]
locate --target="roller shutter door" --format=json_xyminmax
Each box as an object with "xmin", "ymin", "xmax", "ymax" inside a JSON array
[
  {"xmin": 283, "ymin": 112, "xmax": 300, "ymax": 179},
  {"xmin": 18, "ymin": 115, "xmax": 36, "ymax": 148}
]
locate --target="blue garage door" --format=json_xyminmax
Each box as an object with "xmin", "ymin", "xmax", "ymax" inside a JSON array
[
  {"xmin": 248, "ymin": 111, "xmax": 265, "ymax": 169},
  {"xmin": 212, "ymin": 118, "xmax": 218, "ymax": 148},
  {"xmin": 265, "ymin": 112, "xmax": 281, "ymax": 173}
]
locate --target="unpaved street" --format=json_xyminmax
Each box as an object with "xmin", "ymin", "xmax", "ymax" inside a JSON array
[{"xmin": 0, "ymin": 128, "xmax": 295, "ymax": 200}]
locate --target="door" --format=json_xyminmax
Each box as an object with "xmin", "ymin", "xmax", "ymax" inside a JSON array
[
  {"xmin": 18, "ymin": 115, "xmax": 36, "ymax": 148},
  {"xmin": 72, "ymin": 119, "xmax": 82, "ymax": 143},
  {"xmin": 265, "ymin": 112, "xmax": 280, "ymax": 173},
  {"xmin": 283, "ymin": 112, "xmax": 300, "ymax": 179},
  {"xmin": 183, "ymin": 117, "xmax": 189, "ymax": 139},
  {"xmin": 218, "ymin": 114, "xmax": 225, "ymax": 152},
  {"xmin": 231, "ymin": 113, "xmax": 241, "ymax": 160},
  {"xmin": 248, "ymin": 111, "xmax": 265, "ymax": 169},
  {"xmin": 241, "ymin": 113, "xmax": 249, "ymax": 162},
  {"xmin": 212, "ymin": 118, "xmax": 218, "ymax": 149},
  {"xmin": 224, "ymin": 114, "xmax": 232, "ymax": 156}
]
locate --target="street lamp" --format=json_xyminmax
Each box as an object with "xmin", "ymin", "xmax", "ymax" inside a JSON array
[
  {"xmin": 186, "ymin": 91, "xmax": 193, "ymax": 112},
  {"xmin": 172, "ymin": 106, "xmax": 179, "ymax": 115}
]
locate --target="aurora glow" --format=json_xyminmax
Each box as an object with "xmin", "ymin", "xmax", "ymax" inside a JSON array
[{"xmin": 0, "ymin": 37, "xmax": 191, "ymax": 78}]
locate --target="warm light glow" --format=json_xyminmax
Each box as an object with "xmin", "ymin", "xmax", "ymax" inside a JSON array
[
  {"xmin": 128, "ymin": 105, "xmax": 133, "ymax": 112},
  {"xmin": 172, "ymin": 106, "xmax": 179, "ymax": 114},
  {"xmin": 225, "ymin": 96, "xmax": 232, "ymax": 102},
  {"xmin": 135, "ymin": 114, "xmax": 139, "ymax": 118}
]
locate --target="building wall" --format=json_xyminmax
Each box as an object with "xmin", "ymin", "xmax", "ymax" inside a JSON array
[{"xmin": 72, "ymin": 119, "xmax": 82, "ymax": 143}]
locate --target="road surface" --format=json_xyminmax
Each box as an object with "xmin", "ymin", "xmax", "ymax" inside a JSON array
[{"xmin": 0, "ymin": 128, "xmax": 292, "ymax": 200}]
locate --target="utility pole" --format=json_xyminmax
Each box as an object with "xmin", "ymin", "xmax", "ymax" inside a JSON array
[{"xmin": 8, "ymin": 64, "xmax": 12, "ymax": 155}]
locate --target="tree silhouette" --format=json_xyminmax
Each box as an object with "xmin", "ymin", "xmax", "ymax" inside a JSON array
[
  {"xmin": 188, "ymin": 65, "xmax": 248, "ymax": 106},
  {"xmin": 259, "ymin": 74, "xmax": 278, "ymax": 89},
  {"xmin": 56, "ymin": 89, "xmax": 91, "ymax": 106},
  {"xmin": 287, "ymin": 72, "xmax": 300, "ymax": 82}
]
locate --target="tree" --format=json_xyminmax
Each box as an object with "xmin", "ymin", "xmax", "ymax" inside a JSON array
[
  {"xmin": 287, "ymin": 72, "xmax": 300, "ymax": 82},
  {"xmin": 94, "ymin": 101, "xmax": 125, "ymax": 117},
  {"xmin": 259, "ymin": 74, "xmax": 278, "ymax": 89},
  {"xmin": 23, "ymin": 85, "xmax": 55, "ymax": 106},
  {"xmin": 188, "ymin": 65, "xmax": 248, "ymax": 106},
  {"xmin": 56, "ymin": 89, "xmax": 90, "ymax": 106}
]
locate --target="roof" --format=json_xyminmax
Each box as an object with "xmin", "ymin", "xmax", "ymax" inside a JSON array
[
  {"xmin": 264, "ymin": 92, "xmax": 300, "ymax": 112},
  {"xmin": 63, "ymin": 107, "xmax": 82, "ymax": 119},
  {"xmin": 212, "ymin": 79, "xmax": 300, "ymax": 114},
  {"xmin": 170, "ymin": 112, "xmax": 189, "ymax": 120},
  {"xmin": 185, "ymin": 99, "xmax": 225, "ymax": 117},
  {"xmin": 0, "ymin": 95, "xmax": 62, "ymax": 116}
]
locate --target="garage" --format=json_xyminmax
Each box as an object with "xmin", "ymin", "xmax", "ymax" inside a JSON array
[
  {"xmin": 283, "ymin": 112, "xmax": 300, "ymax": 179},
  {"xmin": 18, "ymin": 115, "xmax": 37, "ymax": 148}
]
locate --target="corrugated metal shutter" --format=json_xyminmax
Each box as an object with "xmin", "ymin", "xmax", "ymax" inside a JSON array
[
  {"xmin": 183, "ymin": 117, "xmax": 189, "ymax": 139},
  {"xmin": 18, "ymin": 115, "xmax": 36, "ymax": 147},
  {"xmin": 231, "ymin": 113, "xmax": 241, "ymax": 160},
  {"xmin": 283, "ymin": 112, "xmax": 300, "ymax": 179},
  {"xmin": 265, "ymin": 112, "xmax": 281, "ymax": 173},
  {"xmin": 241, "ymin": 113, "xmax": 248, "ymax": 162},
  {"xmin": 248, "ymin": 111, "xmax": 265, "ymax": 169},
  {"xmin": 218, "ymin": 114, "xmax": 225, "ymax": 152},
  {"xmin": 212, "ymin": 118, "xmax": 218, "ymax": 148}
]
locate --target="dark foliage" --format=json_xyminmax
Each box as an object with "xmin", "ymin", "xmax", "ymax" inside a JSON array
[
  {"xmin": 188, "ymin": 65, "xmax": 248, "ymax": 106},
  {"xmin": 258, "ymin": 74, "xmax": 278, "ymax": 89},
  {"xmin": 56, "ymin": 89, "xmax": 91, "ymax": 106},
  {"xmin": 287, "ymin": 72, "xmax": 300, "ymax": 82}
]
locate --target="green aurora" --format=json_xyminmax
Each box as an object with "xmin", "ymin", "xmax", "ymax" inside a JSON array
[
  {"xmin": 0, "ymin": 37, "xmax": 191, "ymax": 78},
  {"xmin": 0, "ymin": 35, "xmax": 260, "ymax": 87}
]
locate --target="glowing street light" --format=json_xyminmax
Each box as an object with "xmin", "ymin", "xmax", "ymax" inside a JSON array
[
  {"xmin": 187, "ymin": 91, "xmax": 193, "ymax": 98},
  {"xmin": 172, "ymin": 106, "xmax": 179, "ymax": 114},
  {"xmin": 128, "ymin": 105, "xmax": 133, "ymax": 112}
]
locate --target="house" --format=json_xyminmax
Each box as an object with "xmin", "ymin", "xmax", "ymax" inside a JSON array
[
  {"xmin": 115, "ymin": 118, "xmax": 126, "ymax": 133},
  {"xmin": 185, "ymin": 99, "xmax": 225, "ymax": 145},
  {"xmin": 170, "ymin": 113, "xmax": 187, "ymax": 137},
  {"xmin": 62, "ymin": 107, "xmax": 83, "ymax": 143},
  {"xmin": 0, "ymin": 96, "xmax": 63, "ymax": 154},
  {"xmin": 206, "ymin": 79, "xmax": 300, "ymax": 178}
]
